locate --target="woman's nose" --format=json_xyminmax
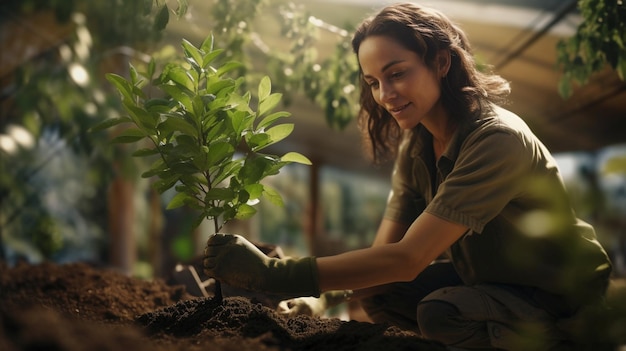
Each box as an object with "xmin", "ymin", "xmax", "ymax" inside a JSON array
[{"xmin": 379, "ymin": 82, "xmax": 396, "ymax": 103}]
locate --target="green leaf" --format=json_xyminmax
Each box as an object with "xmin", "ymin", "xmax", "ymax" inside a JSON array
[
  {"xmin": 265, "ymin": 123, "xmax": 294, "ymax": 145},
  {"xmin": 262, "ymin": 184, "xmax": 284, "ymax": 207},
  {"xmin": 264, "ymin": 160, "xmax": 287, "ymax": 178},
  {"xmin": 111, "ymin": 128, "xmax": 147, "ymax": 143},
  {"xmin": 132, "ymin": 148, "xmax": 160, "ymax": 157},
  {"xmin": 170, "ymin": 160, "xmax": 199, "ymax": 174},
  {"xmin": 147, "ymin": 58, "xmax": 156, "ymax": 80},
  {"xmin": 142, "ymin": 158, "xmax": 167, "ymax": 178},
  {"xmin": 206, "ymin": 206, "xmax": 225, "ymax": 218},
  {"xmin": 281, "ymin": 152, "xmax": 312, "ymax": 165},
  {"xmin": 205, "ymin": 119, "xmax": 227, "ymax": 141},
  {"xmin": 154, "ymin": 5, "xmax": 169, "ymax": 31},
  {"xmin": 244, "ymin": 183, "xmax": 264, "ymax": 200},
  {"xmin": 216, "ymin": 61, "xmax": 244, "ymax": 77},
  {"xmin": 173, "ymin": 134, "xmax": 199, "ymax": 155},
  {"xmin": 159, "ymin": 113, "xmax": 198, "ymax": 136},
  {"xmin": 192, "ymin": 173, "xmax": 208, "ymax": 186},
  {"xmin": 229, "ymin": 109, "xmax": 250, "ymax": 135},
  {"xmin": 200, "ymin": 34, "xmax": 215, "ymax": 53},
  {"xmin": 201, "ymin": 94, "xmax": 216, "ymax": 105},
  {"xmin": 258, "ymin": 111, "xmax": 290, "ymax": 129},
  {"xmin": 239, "ymin": 156, "xmax": 270, "ymax": 185},
  {"xmin": 226, "ymin": 92, "xmax": 252, "ymax": 112},
  {"xmin": 237, "ymin": 189, "xmax": 250, "ymax": 204},
  {"xmin": 192, "ymin": 94, "xmax": 207, "ymax": 118},
  {"xmin": 246, "ymin": 132, "xmax": 271, "ymax": 150},
  {"xmin": 258, "ymin": 76, "xmax": 271, "ymax": 101},
  {"xmin": 123, "ymin": 100, "xmax": 157, "ymax": 130},
  {"xmin": 153, "ymin": 175, "xmax": 179, "ymax": 194},
  {"xmin": 167, "ymin": 192, "xmax": 192, "ymax": 210},
  {"xmin": 144, "ymin": 98, "xmax": 172, "ymax": 113},
  {"xmin": 167, "ymin": 66, "xmax": 195, "ymax": 92},
  {"xmin": 205, "ymin": 187, "xmax": 235, "ymax": 201},
  {"xmin": 129, "ymin": 63, "xmax": 140, "ymax": 85},
  {"xmin": 175, "ymin": 183, "xmax": 199, "ymax": 196},
  {"xmin": 88, "ymin": 116, "xmax": 132, "ymax": 133},
  {"xmin": 211, "ymin": 160, "xmax": 243, "ymax": 187},
  {"xmin": 193, "ymin": 145, "xmax": 210, "ymax": 170},
  {"xmin": 258, "ymin": 93, "xmax": 282, "ymax": 117},
  {"xmin": 181, "ymin": 39, "xmax": 203, "ymax": 68},
  {"xmin": 106, "ymin": 73, "xmax": 133, "ymax": 101},
  {"xmin": 234, "ymin": 204, "xmax": 257, "ymax": 220},
  {"xmin": 206, "ymin": 77, "xmax": 234, "ymax": 95},
  {"xmin": 160, "ymin": 84, "xmax": 193, "ymax": 112},
  {"xmin": 202, "ymin": 49, "xmax": 225, "ymax": 69},
  {"xmin": 207, "ymin": 142, "xmax": 235, "ymax": 166},
  {"xmin": 221, "ymin": 206, "xmax": 237, "ymax": 224},
  {"xmin": 187, "ymin": 66, "xmax": 200, "ymax": 85}
]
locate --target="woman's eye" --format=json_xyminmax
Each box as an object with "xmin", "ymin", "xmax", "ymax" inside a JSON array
[
  {"xmin": 368, "ymin": 81, "xmax": 379, "ymax": 89},
  {"xmin": 390, "ymin": 71, "xmax": 405, "ymax": 79}
]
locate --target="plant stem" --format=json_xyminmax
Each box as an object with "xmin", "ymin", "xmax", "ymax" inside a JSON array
[
  {"xmin": 214, "ymin": 280, "xmax": 223, "ymax": 302},
  {"xmin": 211, "ymin": 206, "xmax": 224, "ymax": 303}
]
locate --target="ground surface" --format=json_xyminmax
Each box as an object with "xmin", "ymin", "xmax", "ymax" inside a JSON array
[{"xmin": 0, "ymin": 261, "xmax": 446, "ymax": 351}]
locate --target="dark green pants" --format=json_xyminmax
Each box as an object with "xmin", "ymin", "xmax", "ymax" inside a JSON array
[{"xmin": 360, "ymin": 262, "xmax": 575, "ymax": 350}]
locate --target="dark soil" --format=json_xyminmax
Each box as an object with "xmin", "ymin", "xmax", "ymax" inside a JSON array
[{"xmin": 0, "ymin": 261, "xmax": 446, "ymax": 351}]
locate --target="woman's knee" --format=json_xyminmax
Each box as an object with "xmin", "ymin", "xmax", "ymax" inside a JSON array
[{"xmin": 416, "ymin": 299, "xmax": 460, "ymax": 340}]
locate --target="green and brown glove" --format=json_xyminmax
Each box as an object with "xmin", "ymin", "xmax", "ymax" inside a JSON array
[{"xmin": 203, "ymin": 233, "xmax": 320, "ymax": 298}]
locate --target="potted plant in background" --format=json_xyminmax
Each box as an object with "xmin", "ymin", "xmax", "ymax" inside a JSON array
[{"xmin": 91, "ymin": 33, "xmax": 311, "ymax": 302}]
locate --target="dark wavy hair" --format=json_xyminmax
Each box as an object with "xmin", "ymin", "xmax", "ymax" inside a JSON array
[{"xmin": 352, "ymin": 3, "xmax": 510, "ymax": 163}]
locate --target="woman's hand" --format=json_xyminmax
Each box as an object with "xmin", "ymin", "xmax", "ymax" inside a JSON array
[
  {"xmin": 203, "ymin": 233, "xmax": 320, "ymax": 298},
  {"xmin": 203, "ymin": 233, "xmax": 269, "ymax": 291}
]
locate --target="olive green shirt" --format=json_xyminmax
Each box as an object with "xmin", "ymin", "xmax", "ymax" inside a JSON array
[{"xmin": 385, "ymin": 105, "xmax": 612, "ymax": 305}]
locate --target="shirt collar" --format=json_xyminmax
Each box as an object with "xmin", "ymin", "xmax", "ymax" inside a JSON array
[{"xmin": 407, "ymin": 117, "xmax": 480, "ymax": 177}]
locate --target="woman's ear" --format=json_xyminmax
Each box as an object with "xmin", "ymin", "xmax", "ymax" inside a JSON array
[{"xmin": 437, "ymin": 50, "xmax": 451, "ymax": 78}]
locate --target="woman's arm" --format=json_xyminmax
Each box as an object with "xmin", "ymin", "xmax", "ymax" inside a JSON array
[
  {"xmin": 343, "ymin": 218, "xmax": 410, "ymax": 299},
  {"xmin": 371, "ymin": 218, "xmax": 410, "ymax": 246},
  {"xmin": 317, "ymin": 212, "xmax": 468, "ymax": 292}
]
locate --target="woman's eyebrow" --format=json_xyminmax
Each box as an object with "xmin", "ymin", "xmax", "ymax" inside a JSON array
[{"xmin": 363, "ymin": 60, "xmax": 406, "ymax": 79}]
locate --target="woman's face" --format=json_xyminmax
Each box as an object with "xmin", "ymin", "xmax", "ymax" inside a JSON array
[{"xmin": 358, "ymin": 35, "xmax": 445, "ymax": 130}]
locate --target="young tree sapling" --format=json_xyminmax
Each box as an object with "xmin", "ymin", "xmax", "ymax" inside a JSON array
[{"xmin": 91, "ymin": 34, "xmax": 311, "ymax": 302}]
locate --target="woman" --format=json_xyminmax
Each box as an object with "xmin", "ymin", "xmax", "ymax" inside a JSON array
[{"xmin": 203, "ymin": 3, "xmax": 612, "ymax": 349}]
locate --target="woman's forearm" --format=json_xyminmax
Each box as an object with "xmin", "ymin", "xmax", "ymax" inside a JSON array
[
  {"xmin": 316, "ymin": 213, "xmax": 468, "ymax": 293},
  {"xmin": 316, "ymin": 242, "xmax": 425, "ymax": 292}
]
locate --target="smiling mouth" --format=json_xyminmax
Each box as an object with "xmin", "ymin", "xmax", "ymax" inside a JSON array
[{"xmin": 389, "ymin": 103, "xmax": 410, "ymax": 113}]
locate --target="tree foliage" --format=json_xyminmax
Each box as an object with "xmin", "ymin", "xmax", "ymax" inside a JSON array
[
  {"xmin": 92, "ymin": 35, "xmax": 311, "ymax": 232},
  {"xmin": 556, "ymin": 0, "xmax": 626, "ymax": 98}
]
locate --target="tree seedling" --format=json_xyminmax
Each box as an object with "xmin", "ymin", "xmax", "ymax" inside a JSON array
[{"xmin": 91, "ymin": 34, "xmax": 311, "ymax": 302}]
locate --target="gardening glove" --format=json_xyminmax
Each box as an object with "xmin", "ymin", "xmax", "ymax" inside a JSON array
[
  {"xmin": 277, "ymin": 290, "xmax": 353, "ymax": 317},
  {"xmin": 203, "ymin": 233, "xmax": 320, "ymax": 298}
]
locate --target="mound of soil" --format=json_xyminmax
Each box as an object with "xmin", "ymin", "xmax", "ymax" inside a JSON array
[{"xmin": 0, "ymin": 261, "xmax": 445, "ymax": 351}]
